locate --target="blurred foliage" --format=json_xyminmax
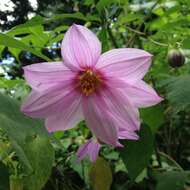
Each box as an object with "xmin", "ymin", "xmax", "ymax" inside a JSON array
[{"xmin": 0, "ymin": 0, "xmax": 190, "ymax": 189}]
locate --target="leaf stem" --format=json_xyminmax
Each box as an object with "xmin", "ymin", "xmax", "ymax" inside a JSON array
[
  {"xmin": 154, "ymin": 141, "xmax": 162, "ymax": 168},
  {"xmin": 158, "ymin": 151, "xmax": 184, "ymax": 171},
  {"xmin": 148, "ymin": 38, "xmax": 168, "ymax": 47}
]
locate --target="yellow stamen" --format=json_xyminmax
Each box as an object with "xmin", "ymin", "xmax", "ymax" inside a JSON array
[{"xmin": 79, "ymin": 69, "xmax": 101, "ymax": 96}]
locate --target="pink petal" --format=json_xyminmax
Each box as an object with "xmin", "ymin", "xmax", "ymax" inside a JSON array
[
  {"xmin": 77, "ymin": 139, "xmax": 100, "ymax": 162},
  {"xmin": 96, "ymin": 48, "xmax": 152, "ymax": 84},
  {"xmin": 123, "ymin": 80, "xmax": 163, "ymax": 108},
  {"xmin": 101, "ymin": 89, "xmax": 141, "ymax": 131},
  {"xmin": 23, "ymin": 62, "xmax": 75, "ymax": 91},
  {"xmin": 61, "ymin": 24, "xmax": 101, "ymax": 71},
  {"xmin": 21, "ymin": 85, "xmax": 77, "ymax": 118},
  {"xmin": 45, "ymin": 92, "xmax": 83, "ymax": 132},
  {"xmin": 118, "ymin": 129, "xmax": 139, "ymax": 140},
  {"xmin": 82, "ymin": 95, "xmax": 118, "ymax": 146},
  {"xmin": 88, "ymin": 142, "xmax": 101, "ymax": 162},
  {"xmin": 77, "ymin": 140, "xmax": 92, "ymax": 161}
]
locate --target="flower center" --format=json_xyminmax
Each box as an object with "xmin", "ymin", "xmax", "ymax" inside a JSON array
[{"xmin": 78, "ymin": 69, "xmax": 101, "ymax": 96}]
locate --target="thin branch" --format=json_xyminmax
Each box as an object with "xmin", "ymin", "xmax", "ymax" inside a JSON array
[{"xmin": 126, "ymin": 26, "xmax": 146, "ymax": 36}]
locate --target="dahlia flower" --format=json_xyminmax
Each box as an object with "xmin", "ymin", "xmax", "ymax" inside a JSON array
[{"xmin": 21, "ymin": 24, "xmax": 162, "ymax": 162}]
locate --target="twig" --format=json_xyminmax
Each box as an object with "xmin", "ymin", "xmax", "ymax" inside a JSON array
[{"xmin": 126, "ymin": 26, "xmax": 146, "ymax": 36}]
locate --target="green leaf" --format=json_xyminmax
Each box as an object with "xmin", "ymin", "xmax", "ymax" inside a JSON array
[
  {"xmin": 0, "ymin": 94, "xmax": 54, "ymax": 190},
  {"xmin": 14, "ymin": 16, "xmax": 43, "ymax": 29},
  {"xmin": 182, "ymin": 37, "xmax": 190, "ymax": 49},
  {"xmin": 22, "ymin": 135, "xmax": 54, "ymax": 190},
  {"xmin": 0, "ymin": 79, "xmax": 24, "ymax": 89},
  {"xmin": 162, "ymin": 75, "xmax": 190, "ymax": 111},
  {"xmin": 10, "ymin": 178, "xmax": 23, "ymax": 190},
  {"xmin": 45, "ymin": 12, "xmax": 100, "ymax": 23},
  {"xmin": 140, "ymin": 105, "xmax": 164, "ymax": 133},
  {"xmin": 0, "ymin": 162, "xmax": 9, "ymax": 190},
  {"xmin": 53, "ymin": 25, "xmax": 69, "ymax": 33},
  {"xmin": 156, "ymin": 171, "xmax": 188, "ymax": 190},
  {"xmin": 89, "ymin": 157, "xmax": 112, "ymax": 190},
  {"xmin": 120, "ymin": 125, "xmax": 154, "ymax": 180},
  {"xmin": 98, "ymin": 28, "xmax": 109, "ymax": 52},
  {"xmin": 84, "ymin": 0, "xmax": 94, "ymax": 6},
  {"xmin": 7, "ymin": 16, "xmax": 44, "ymax": 36},
  {"xmin": 47, "ymin": 34, "xmax": 64, "ymax": 46},
  {"xmin": 118, "ymin": 13, "xmax": 144, "ymax": 24},
  {"xmin": 21, "ymin": 33, "xmax": 49, "ymax": 48},
  {"xmin": 96, "ymin": 0, "xmax": 113, "ymax": 13},
  {"xmin": 0, "ymin": 33, "xmax": 50, "ymax": 61}
]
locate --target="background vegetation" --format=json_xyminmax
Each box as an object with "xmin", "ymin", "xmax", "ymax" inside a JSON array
[{"xmin": 0, "ymin": 0, "xmax": 190, "ymax": 189}]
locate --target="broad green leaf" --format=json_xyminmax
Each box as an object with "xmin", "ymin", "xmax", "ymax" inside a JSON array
[
  {"xmin": 120, "ymin": 125, "xmax": 154, "ymax": 180},
  {"xmin": 0, "ymin": 162, "xmax": 9, "ymax": 190},
  {"xmin": 162, "ymin": 75, "xmax": 190, "ymax": 111},
  {"xmin": 140, "ymin": 105, "xmax": 164, "ymax": 133},
  {"xmin": 89, "ymin": 157, "xmax": 112, "ymax": 190},
  {"xmin": 0, "ymin": 94, "xmax": 54, "ymax": 190},
  {"xmin": 0, "ymin": 33, "xmax": 50, "ymax": 61},
  {"xmin": 156, "ymin": 171, "xmax": 188, "ymax": 190},
  {"xmin": 21, "ymin": 33, "xmax": 49, "ymax": 48}
]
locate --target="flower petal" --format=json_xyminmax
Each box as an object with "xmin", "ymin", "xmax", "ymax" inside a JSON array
[
  {"xmin": 77, "ymin": 140, "xmax": 92, "ymax": 161},
  {"xmin": 101, "ymin": 88, "xmax": 141, "ymax": 131},
  {"xmin": 45, "ymin": 92, "xmax": 83, "ymax": 132},
  {"xmin": 123, "ymin": 80, "xmax": 163, "ymax": 108},
  {"xmin": 82, "ymin": 94, "xmax": 118, "ymax": 146},
  {"xmin": 96, "ymin": 48, "xmax": 152, "ymax": 83},
  {"xmin": 77, "ymin": 139, "xmax": 100, "ymax": 162},
  {"xmin": 61, "ymin": 24, "xmax": 101, "ymax": 70},
  {"xmin": 118, "ymin": 129, "xmax": 139, "ymax": 140},
  {"xmin": 21, "ymin": 85, "xmax": 77, "ymax": 118},
  {"xmin": 23, "ymin": 62, "xmax": 75, "ymax": 91}
]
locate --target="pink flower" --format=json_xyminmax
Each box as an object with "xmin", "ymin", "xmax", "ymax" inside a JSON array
[
  {"xmin": 21, "ymin": 24, "xmax": 162, "ymax": 162},
  {"xmin": 77, "ymin": 138, "xmax": 101, "ymax": 162}
]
